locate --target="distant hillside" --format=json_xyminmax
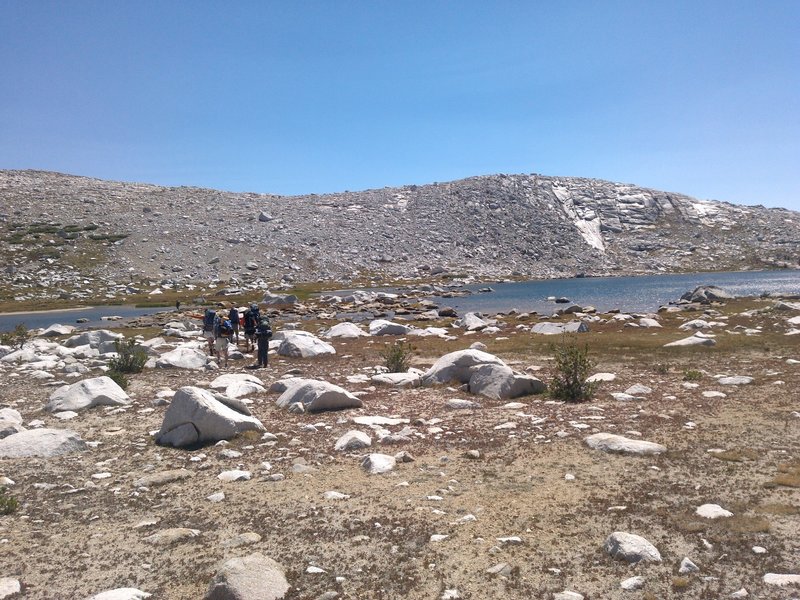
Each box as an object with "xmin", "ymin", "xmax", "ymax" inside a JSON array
[{"xmin": 0, "ymin": 169, "xmax": 798, "ymax": 303}]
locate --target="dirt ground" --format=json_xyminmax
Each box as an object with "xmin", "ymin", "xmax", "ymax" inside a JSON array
[{"xmin": 0, "ymin": 300, "xmax": 798, "ymax": 599}]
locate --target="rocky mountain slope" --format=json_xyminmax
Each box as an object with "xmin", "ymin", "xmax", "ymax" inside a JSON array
[{"xmin": 0, "ymin": 170, "xmax": 798, "ymax": 302}]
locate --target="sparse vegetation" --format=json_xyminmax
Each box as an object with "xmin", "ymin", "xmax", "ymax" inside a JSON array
[
  {"xmin": 548, "ymin": 336, "xmax": 597, "ymax": 403},
  {"xmin": 0, "ymin": 323, "xmax": 28, "ymax": 349},
  {"xmin": 108, "ymin": 337, "xmax": 148, "ymax": 374},
  {"xmin": 106, "ymin": 369, "xmax": 129, "ymax": 390},
  {"xmin": 683, "ymin": 369, "xmax": 703, "ymax": 381},
  {"xmin": 0, "ymin": 487, "xmax": 19, "ymax": 515},
  {"xmin": 381, "ymin": 341, "xmax": 414, "ymax": 373}
]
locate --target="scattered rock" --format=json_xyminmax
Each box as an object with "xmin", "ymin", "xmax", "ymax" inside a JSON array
[
  {"xmin": 585, "ymin": 433, "xmax": 666, "ymax": 455},
  {"xmin": 604, "ymin": 531, "xmax": 662, "ymax": 563},
  {"xmin": 205, "ymin": 552, "xmax": 290, "ymax": 600}
]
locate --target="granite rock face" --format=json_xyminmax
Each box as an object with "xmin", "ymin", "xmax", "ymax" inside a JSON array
[{"xmin": 1, "ymin": 170, "xmax": 798, "ymax": 297}]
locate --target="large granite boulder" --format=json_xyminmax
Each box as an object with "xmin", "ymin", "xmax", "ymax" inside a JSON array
[
  {"xmin": 0, "ymin": 408, "xmax": 25, "ymax": 439},
  {"xmin": 155, "ymin": 346, "xmax": 209, "ymax": 369},
  {"xmin": 531, "ymin": 321, "xmax": 589, "ymax": 335},
  {"xmin": 205, "ymin": 552, "xmax": 290, "ymax": 600},
  {"xmin": 0, "ymin": 428, "xmax": 88, "ymax": 458},
  {"xmin": 40, "ymin": 323, "xmax": 76, "ymax": 337},
  {"xmin": 156, "ymin": 387, "xmax": 265, "ymax": 448},
  {"xmin": 210, "ymin": 373, "xmax": 266, "ymax": 398},
  {"xmin": 422, "ymin": 349, "xmax": 506, "ymax": 385},
  {"xmin": 275, "ymin": 379, "xmax": 362, "ymax": 413},
  {"xmin": 323, "ymin": 322, "xmax": 369, "ymax": 339},
  {"xmin": 368, "ymin": 320, "xmax": 412, "ymax": 336},
  {"xmin": 604, "ymin": 532, "xmax": 662, "ymax": 563},
  {"xmin": 46, "ymin": 376, "xmax": 130, "ymax": 413},
  {"xmin": 664, "ymin": 334, "xmax": 717, "ymax": 347},
  {"xmin": 371, "ymin": 372, "xmax": 422, "ymax": 387},
  {"xmin": 277, "ymin": 331, "xmax": 335, "ymax": 358},
  {"xmin": 681, "ymin": 286, "xmax": 734, "ymax": 303},
  {"xmin": 468, "ymin": 364, "xmax": 546, "ymax": 400},
  {"xmin": 585, "ymin": 433, "xmax": 666, "ymax": 455},
  {"xmin": 63, "ymin": 329, "xmax": 123, "ymax": 349}
]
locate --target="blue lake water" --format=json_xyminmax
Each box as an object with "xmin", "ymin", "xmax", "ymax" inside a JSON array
[
  {"xmin": 429, "ymin": 270, "xmax": 800, "ymax": 315},
  {"xmin": 0, "ymin": 305, "xmax": 169, "ymax": 333}
]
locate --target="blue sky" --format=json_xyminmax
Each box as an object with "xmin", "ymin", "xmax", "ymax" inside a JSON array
[{"xmin": 1, "ymin": 1, "xmax": 798, "ymax": 210}]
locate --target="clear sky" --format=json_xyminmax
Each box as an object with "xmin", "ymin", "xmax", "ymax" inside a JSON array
[{"xmin": 1, "ymin": 1, "xmax": 798, "ymax": 210}]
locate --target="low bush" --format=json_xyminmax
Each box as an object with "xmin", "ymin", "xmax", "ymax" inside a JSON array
[
  {"xmin": 0, "ymin": 487, "xmax": 19, "ymax": 515},
  {"xmin": 0, "ymin": 324, "xmax": 28, "ymax": 349},
  {"xmin": 549, "ymin": 336, "xmax": 597, "ymax": 403},
  {"xmin": 381, "ymin": 341, "xmax": 413, "ymax": 373},
  {"xmin": 106, "ymin": 369, "xmax": 128, "ymax": 390},
  {"xmin": 108, "ymin": 338, "xmax": 147, "ymax": 374},
  {"xmin": 683, "ymin": 369, "xmax": 703, "ymax": 381}
]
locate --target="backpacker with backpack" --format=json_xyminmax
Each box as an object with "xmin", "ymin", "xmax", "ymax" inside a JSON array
[
  {"xmin": 229, "ymin": 307, "xmax": 240, "ymax": 327},
  {"xmin": 217, "ymin": 318, "xmax": 234, "ymax": 338},
  {"xmin": 243, "ymin": 304, "xmax": 260, "ymax": 334},
  {"xmin": 203, "ymin": 309, "xmax": 216, "ymax": 332},
  {"xmin": 255, "ymin": 316, "xmax": 272, "ymax": 339}
]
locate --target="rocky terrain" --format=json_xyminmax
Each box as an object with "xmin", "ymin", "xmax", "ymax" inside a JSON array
[
  {"xmin": 0, "ymin": 170, "xmax": 798, "ymax": 306},
  {"xmin": 0, "ymin": 289, "xmax": 798, "ymax": 599}
]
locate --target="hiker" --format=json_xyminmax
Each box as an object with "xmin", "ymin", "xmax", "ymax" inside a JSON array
[
  {"xmin": 202, "ymin": 308, "xmax": 216, "ymax": 355},
  {"xmin": 254, "ymin": 314, "xmax": 273, "ymax": 368},
  {"xmin": 229, "ymin": 305, "xmax": 240, "ymax": 344},
  {"xmin": 214, "ymin": 313, "xmax": 234, "ymax": 367},
  {"xmin": 242, "ymin": 303, "xmax": 260, "ymax": 353},
  {"xmin": 175, "ymin": 300, "xmax": 181, "ymax": 311}
]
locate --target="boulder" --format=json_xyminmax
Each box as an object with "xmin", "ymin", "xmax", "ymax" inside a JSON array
[
  {"xmin": 205, "ymin": 552, "xmax": 289, "ymax": 600},
  {"xmin": 63, "ymin": 329, "xmax": 123, "ymax": 349},
  {"xmin": 46, "ymin": 376, "xmax": 130, "ymax": 413},
  {"xmin": 371, "ymin": 372, "xmax": 422, "ymax": 387},
  {"xmin": 155, "ymin": 386, "xmax": 265, "ymax": 448},
  {"xmin": 695, "ymin": 503, "xmax": 733, "ymax": 519},
  {"xmin": 681, "ymin": 286, "xmax": 734, "ymax": 303},
  {"xmin": 604, "ymin": 532, "xmax": 662, "ymax": 563},
  {"xmin": 638, "ymin": 318, "xmax": 661, "ymax": 328},
  {"xmin": 467, "ymin": 364, "xmax": 545, "ymax": 400},
  {"xmin": 422, "ymin": 349, "xmax": 506, "ymax": 385},
  {"xmin": 361, "ymin": 453, "xmax": 396, "ymax": 474},
  {"xmin": 0, "ymin": 408, "xmax": 24, "ymax": 439},
  {"xmin": 41, "ymin": 323, "xmax": 76, "ymax": 337},
  {"xmin": 0, "ymin": 428, "xmax": 87, "ymax": 458},
  {"xmin": 84, "ymin": 589, "xmax": 152, "ymax": 600},
  {"xmin": 368, "ymin": 320, "xmax": 412, "ymax": 336},
  {"xmin": 210, "ymin": 374, "xmax": 266, "ymax": 398},
  {"xmin": 0, "ymin": 578, "xmax": 21, "ymax": 599},
  {"xmin": 679, "ymin": 319, "xmax": 711, "ymax": 330},
  {"xmin": 277, "ymin": 331, "xmax": 335, "ymax": 358},
  {"xmin": 323, "ymin": 322, "xmax": 369, "ymax": 338},
  {"xmin": 531, "ymin": 321, "xmax": 589, "ymax": 335},
  {"xmin": 585, "ymin": 433, "xmax": 666, "ymax": 455},
  {"xmin": 458, "ymin": 312, "xmax": 489, "ymax": 331},
  {"xmin": 334, "ymin": 430, "xmax": 372, "ymax": 452},
  {"xmin": 275, "ymin": 379, "xmax": 362, "ymax": 413},
  {"xmin": 156, "ymin": 346, "xmax": 209, "ymax": 369},
  {"xmin": 718, "ymin": 376, "xmax": 753, "ymax": 385},
  {"xmin": 664, "ymin": 335, "xmax": 717, "ymax": 347},
  {"xmin": 263, "ymin": 292, "xmax": 297, "ymax": 306}
]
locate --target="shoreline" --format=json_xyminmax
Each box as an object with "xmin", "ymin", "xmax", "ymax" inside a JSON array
[{"xmin": 0, "ymin": 305, "xmax": 95, "ymax": 317}]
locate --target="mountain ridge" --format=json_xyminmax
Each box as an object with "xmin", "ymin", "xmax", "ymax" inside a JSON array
[{"xmin": 0, "ymin": 169, "xmax": 798, "ymax": 303}]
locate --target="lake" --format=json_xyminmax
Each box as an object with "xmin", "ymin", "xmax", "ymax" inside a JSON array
[
  {"xmin": 426, "ymin": 270, "xmax": 800, "ymax": 315},
  {"xmin": 0, "ymin": 305, "xmax": 171, "ymax": 333}
]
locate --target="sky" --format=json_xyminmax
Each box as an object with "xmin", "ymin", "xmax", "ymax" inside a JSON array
[{"xmin": 1, "ymin": 1, "xmax": 798, "ymax": 210}]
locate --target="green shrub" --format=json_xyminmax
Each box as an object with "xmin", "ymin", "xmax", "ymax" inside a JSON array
[
  {"xmin": 0, "ymin": 324, "xmax": 28, "ymax": 349},
  {"xmin": 106, "ymin": 369, "xmax": 128, "ymax": 390},
  {"xmin": 549, "ymin": 336, "xmax": 597, "ymax": 403},
  {"xmin": 683, "ymin": 369, "xmax": 703, "ymax": 381},
  {"xmin": 108, "ymin": 337, "xmax": 147, "ymax": 374},
  {"xmin": 381, "ymin": 341, "xmax": 413, "ymax": 373},
  {"xmin": 0, "ymin": 487, "xmax": 19, "ymax": 515}
]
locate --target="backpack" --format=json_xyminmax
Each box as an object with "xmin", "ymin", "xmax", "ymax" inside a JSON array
[
  {"xmin": 203, "ymin": 309, "xmax": 216, "ymax": 332},
  {"xmin": 229, "ymin": 307, "xmax": 239, "ymax": 324},
  {"xmin": 218, "ymin": 319, "xmax": 233, "ymax": 337},
  {"xmin": 256, "ymin": 317, "xmax": 272, "ymax": 339},
  {"xmin": 243, "ymin": 307, "xmax": 260, "ymax": 331}
]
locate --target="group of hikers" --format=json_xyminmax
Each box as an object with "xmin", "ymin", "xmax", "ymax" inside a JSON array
[{"xmin": 197, "ymin": 303, "xmax": 273, "ymax": 368}]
